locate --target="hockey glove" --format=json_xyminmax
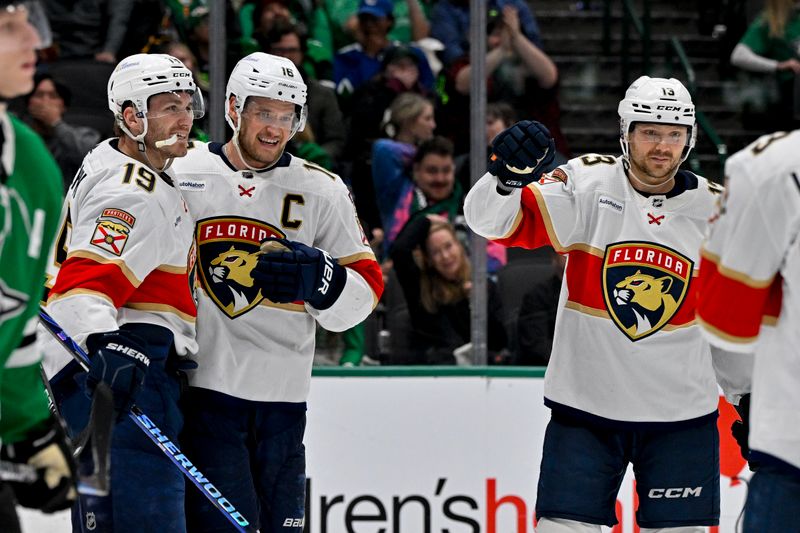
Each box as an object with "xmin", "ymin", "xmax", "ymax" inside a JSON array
[
  {"xmin": 732, "ymin": 394, "xmax": 759, "ymax": 470},
  {"xmin": 488, "ymin": 120, "xmax": 555, "ymax": 194},
  {"xmin": 1, "ymin": 415, "xmax": 77, "ymax": 513},
  {"xmin": 85, "ymin": 330, "xmax": 150, "ymax": 417},
  {"xmin": 252, "ymin": 238, "xmax": 347, "ymax": 310}
]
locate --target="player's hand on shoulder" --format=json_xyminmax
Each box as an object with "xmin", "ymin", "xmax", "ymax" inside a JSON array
[
  {"xmin": 0, "ymin": 415, "xmax": 77, "ymax": 513},
  {"xmin": 488, "ymin": 120, "xmax": 556, "ymax": 194},
  {"xmin": 252, "ymin": 238, "xmax": 347, "ymax": 310},
  {"xmin": 85, "ymin": 330, "xmax": 151, "ymax": 418}
]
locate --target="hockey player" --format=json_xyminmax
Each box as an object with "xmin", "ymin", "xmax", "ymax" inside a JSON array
[
  {"xmin": 170, "ymin": 52, "xmax": 384, "ymax": 532},
  {"xmin": 42, "ymin": 53, "xmax": 203, "ymax": 532},
  {"xmin": 697, "ymin": 131, "xmax": 800, "ymax": 531},
  {"xmin": 0, "ymin": 2, "xmax": 76, "ymax": 530},
  {"xmin": 464, "ymin": 76, "xmax": 751, "ymax": 533}
]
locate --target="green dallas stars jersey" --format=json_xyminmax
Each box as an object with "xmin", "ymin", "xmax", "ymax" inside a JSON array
[{"xmin": 0, "ymin": 112, "xmax": 63, "ymax": 443}]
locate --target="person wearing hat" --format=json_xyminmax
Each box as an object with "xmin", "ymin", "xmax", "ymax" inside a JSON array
[
  {"xmin": 0, "ymin": 2, "xmax": 76, "ymax": 532},
  {"xmin": 333, "ymin": 0, "xmax": 433, "ymax": 99},
  {"xmin": 21, "ymin": 73, "xmax": 101, "ymax": 191}
]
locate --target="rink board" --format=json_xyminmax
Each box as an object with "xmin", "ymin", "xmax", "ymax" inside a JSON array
[{"xmin": 22, "ymin": 368, "xmax": 750, "ymax": 533}]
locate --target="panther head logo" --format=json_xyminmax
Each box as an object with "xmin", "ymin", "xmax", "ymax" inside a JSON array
[
  {"xmin": 613, "ymin": 270, "xmax": 677, "ymax": 337},
  {"xmin": 196, "ymin": 217, "xmax": 285, "ymax": 318},
  {"xmin": 603, "ymin": 242, "xmax": 693, "ymax": 341},
  {"xmin": 208, "ymin": 246, "xmax": 262, "ymax": 315}
]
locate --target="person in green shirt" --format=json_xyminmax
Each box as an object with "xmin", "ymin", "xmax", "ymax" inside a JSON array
[{"xmin": 0, "ymin": 2, "xmax": 76, "ymax": 530}]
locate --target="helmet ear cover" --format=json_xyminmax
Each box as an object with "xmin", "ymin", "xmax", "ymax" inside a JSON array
[
  {"xmin": 618, "ymin": 76, "xmax": 696, "ymax": 163},
  {"xmin": 225, "ymin": 52, "xmax": 308, "ymax": 138}
]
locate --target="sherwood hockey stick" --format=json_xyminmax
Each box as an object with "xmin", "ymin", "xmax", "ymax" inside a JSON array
[{"xmin": 38, "ymin": 308, "xmax": 260, "ymax": 533}]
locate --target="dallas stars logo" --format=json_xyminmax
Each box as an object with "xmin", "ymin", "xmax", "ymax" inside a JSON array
[{"xmin": 0, "ymin": 279, "xmax": 28, "ymax": 323}]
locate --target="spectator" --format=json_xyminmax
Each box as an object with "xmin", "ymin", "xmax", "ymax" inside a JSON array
[
  {"xmin": 730, "ymin": 0, "xmax": 800, "ymax": 130},
  {"xmin": 20, "ymin": 73, "xmax": 101, "ymax": 189},
  {"xmin": 431, "ymin": 0, "xmax": 542, "ymax": 68},
  {"xmin": 390, "ymin": 214, "xmax": 508, "ymax": 364},
  {"xmin": 261, "ymin": 19, "xmax": 346, "ymax": 164},
  {"xmin": 455, "ymin": 101, "xmax": 517, "ymax": 193},
  {"xmin": 516, "ymin": 252, "xmax": 566, "ymax": 366},
  {"xmin": 42, "ymin": 0, "xmax": 134, "ymax": 62},
  {"xmin": 438, "ymin": 4, "xmax": 568, "ymax": 156},
  {"xmin": 309, "ymin": 0, "xmax": 430, "ymax": 71},
  {"xmin": 333, "ymin": 0, "xmax": 433, "ymax": 100},
  {"xmin": 370, "ymin": 94, "xmax": 436, "ymax": 241}
]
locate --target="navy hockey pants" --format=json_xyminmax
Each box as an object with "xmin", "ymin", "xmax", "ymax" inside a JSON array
[
  {"xmin": 743, "ymin": 455, "xmax": 800, "ymax": 532},
  {"xmin": 51, "ymin": 324, "xmax": 186, "ymax": 533},
  {"xmin": 536, "ymin": 409, "xmax": 720, "ymax": 529},
  {"xmin": 181, "ymin": 388, "xmax": 307, "ymax": 533}
]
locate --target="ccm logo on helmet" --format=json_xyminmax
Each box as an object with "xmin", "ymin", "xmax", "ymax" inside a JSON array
[
  {"xmin": 173, "ymin": 72, "xmax": 191, "ymax": 78},
  {"xmin": 656, "ymin": 105, "xmax": 683, "ymax": 111},
  {"xmin": 647, "ymin": 487, "xmax": 702, "ymax": 499}
]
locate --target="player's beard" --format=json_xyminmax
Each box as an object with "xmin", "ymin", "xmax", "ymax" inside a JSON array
[
  {"xmin": 631, "ymin": 147, "xmax": 681, "ymax": 184},
  {"xmin": 238, "ymin": 122, "xmax": 287, "ymax": 168}
]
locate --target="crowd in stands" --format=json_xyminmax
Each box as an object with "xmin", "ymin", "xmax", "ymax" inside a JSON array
[{"xmin": 16, "ymin": 0, "xmax": 789, "ymax": 367}]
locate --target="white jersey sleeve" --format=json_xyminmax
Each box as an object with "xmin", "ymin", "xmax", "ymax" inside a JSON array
[
  {"xmin": 698, "ymin": 129, "xmax": 800, "ymax": 470},
  {"xmin": 44, "ymin": 140, "xmax": 197, "ymax": 374}
]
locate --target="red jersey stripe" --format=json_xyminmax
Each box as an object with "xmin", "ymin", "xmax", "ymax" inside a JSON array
[
  {"xmin": 128, "ymin": 268, "xmax": 196, "ymax": 318},
  {"xmin": 697, "ymin": 255, "xmax": 782, "ymax": 341},
  {"xmin": 346, "ymin": 258, "xmax": 384, "ymax": 305},
  {"xmin": 49, "ymin": 257, "xmax": 137, "ymax": 307}
]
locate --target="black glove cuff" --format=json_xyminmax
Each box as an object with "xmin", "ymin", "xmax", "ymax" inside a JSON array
[{"xmin": 495, "ymin": 181, "xmax": 516, "ymax": 196}]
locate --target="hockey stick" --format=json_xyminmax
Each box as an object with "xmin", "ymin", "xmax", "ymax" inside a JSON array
[{"xmin": 38, "ymin": 308, "xmax": 260, "ymax": 533}]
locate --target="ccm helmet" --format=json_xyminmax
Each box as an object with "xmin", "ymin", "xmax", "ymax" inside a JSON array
[
  {"xmin": 618, "ymin": 76, "xmax": 696, "ymax": 162},
  {"xmin": 107, "ymin": 53, "xmax": 204, "ymax": 142},
  {"xmin": 226, "ymin": 52, "xmax": 307, "ymax": 137}
]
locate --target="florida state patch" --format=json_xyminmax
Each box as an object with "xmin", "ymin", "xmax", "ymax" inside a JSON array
[{"xmin": 90, "ymin": 208, "xmax": 136, "ymax": 256}]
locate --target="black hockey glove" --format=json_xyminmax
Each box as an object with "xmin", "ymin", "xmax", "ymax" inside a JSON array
[
  {"xmin": 85, "ymin": 330, "xmax": 150, "ymax": 417},
  {"xmin": 488, "ymin": 120, "xmax": 556, "ymax": 194},
  {"xmin": 252, "ymin": 238, "xmax": 347, "ymax": 310},
  {"xmin": 1, "ymin": 416, "xmax": 77, "ymax": 513},
  {"xmin": 732, "ymin": 394, "xmax": 758, "ymax": 470}
]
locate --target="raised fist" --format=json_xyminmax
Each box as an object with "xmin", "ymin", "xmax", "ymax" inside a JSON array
[{"xmin": 488, "ymin": 120, "xmax": 555, "ymax": 193}]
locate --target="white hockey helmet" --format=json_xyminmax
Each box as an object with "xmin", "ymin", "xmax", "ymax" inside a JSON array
[
  {"xmin": 107, "ymin": 53, "xmax": 204, "ymax": 142},
  {"xmin": 226, "ymin": 52, "xmax": 307, "ymax": 137},
  {"xmin": 618, "ymin": 76, "xmax": 696, "ymax": 162}
]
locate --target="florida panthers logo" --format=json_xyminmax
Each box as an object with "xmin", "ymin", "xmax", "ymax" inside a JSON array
[
  {"xmin": 602, "ymin": 242, "xmax": 693, "ymax": 341},
  {"xmin": 196, "ymin": 217, "xmax": 285, "ymax": 318}
]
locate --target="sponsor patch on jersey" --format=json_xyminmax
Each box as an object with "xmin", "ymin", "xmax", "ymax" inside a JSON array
[
  {"xmin": 178, "ymin": 179, "xmax": 206, "ymax": 191},
  {"xmin": 196, "ymin": 217, "xmax": 285, "ymax": 318},
  {"xmin": 90, "ymin": 208, "xmax": 135, "ymax": 256},
  {"xmin": 602, "ymin": 241, "xmax": 693, "ymax": 341},
  {"xmin": 538, "ymin": 167, "xmax": 568, "ymax": 185},
  {"xmin": 598, "ymin": 195, "xmax": 624, "ymax": 214}
]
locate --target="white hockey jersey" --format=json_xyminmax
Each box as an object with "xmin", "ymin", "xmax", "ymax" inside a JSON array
[
  {"xmin": 466, "ymin": 155, "xmax": 729, "ymax": 424},
  {"xmin": 698, "ymin": 130, "xmax": 800, "ymax": 470},
  {"xmin": 170, "ymin": 143, "xmax": 383, "ymax": 402},
  {"xmin": 43, "ymin": 139, "xmax": 197, "ymax": 377}
]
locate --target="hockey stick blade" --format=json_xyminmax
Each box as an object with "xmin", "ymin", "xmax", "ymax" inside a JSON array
[
  {"xmin": 74, "ymin": 382, "xmax": 114, "ymax": 497},
  {"xmin": 38, "ymin": 308, "xmax": 260, "ymax": 533}
]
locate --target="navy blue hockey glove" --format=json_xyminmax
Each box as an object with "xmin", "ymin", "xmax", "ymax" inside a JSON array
[
  {"xmin": 252, "ymin": 238, "xmax": 347, "ymax": 310},
  {"xmin": 732, "ymin": 394, "xmax": 759, "ymax": 470},
  {"xmin": 1, "ymin": 415, "xmax": 77, "ymax": 513},
  {"xmin": 85, "ymin": 330, "xmax": 150, "ymax": 417},
  {"xmin": 488, "ymin": 120, "xmax": 556, "ymax": 194}
]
